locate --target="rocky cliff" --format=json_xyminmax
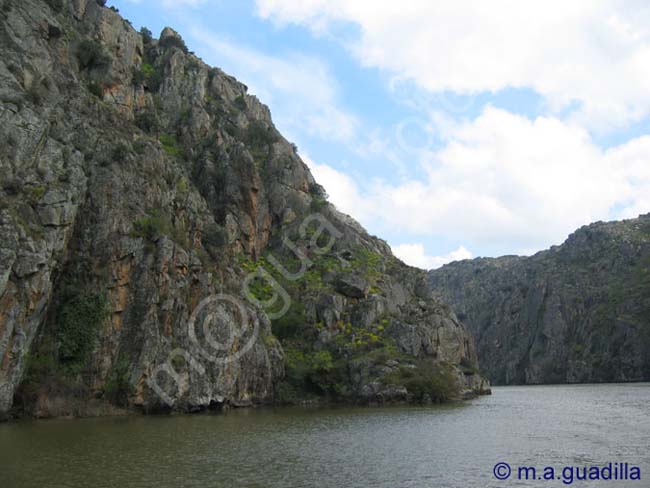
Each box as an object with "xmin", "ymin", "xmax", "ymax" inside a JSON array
[
  {"xmin": 0, "ymin": 0, "xmax": 488, "ymax": 419},
  {"xmin": 428, "ymin": 215, "xmax": 650, "ymax": 385}
]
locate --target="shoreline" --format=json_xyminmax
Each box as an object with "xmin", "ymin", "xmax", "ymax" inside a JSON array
[
  {"xmin": 5, "ymin": 382, "xmax": 649, "ymax": 423},
  {"xmin": 10, "ymin": 381, "xmax": 650, "ymax": 423},
  {"xmin": 4, "ymin": 387, "xmax": 493, "ymax": 423}
]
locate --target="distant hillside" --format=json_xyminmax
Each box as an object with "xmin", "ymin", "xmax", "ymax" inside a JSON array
[{"xmin": 428, "ymin": 215, "xmax": 650, "ymax": 385}]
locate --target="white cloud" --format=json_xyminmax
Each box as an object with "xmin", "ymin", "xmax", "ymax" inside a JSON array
[
  {"xmin": 190, "ymin": 27, "xmax": 358, "ymax": 143},
  {"xmin": 392, "ymin": 243, "xmax": 472, "ymax": 269},
  {"xmin": 301, "ymin": 107, "xmax": 650, "ymax": 254},
  {"xmin": 255, "ymin": 0, "xmax": 650, "ymax": 131},
  {"xmin": 300, "ymin": 152, "xmax": 372, "ymax": 219}
]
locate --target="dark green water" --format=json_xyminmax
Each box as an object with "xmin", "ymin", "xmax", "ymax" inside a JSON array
[{"xmin": 1, "ymin": 384, "xmax": 648, "ymax": 487}]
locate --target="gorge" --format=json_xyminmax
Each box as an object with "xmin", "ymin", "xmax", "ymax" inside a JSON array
[{"xmin": 0, "ymin": 0, "xmax": 488, "ymax": 420}]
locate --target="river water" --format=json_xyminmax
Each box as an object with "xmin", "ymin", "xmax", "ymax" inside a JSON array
[{"xmin": 1, "ymin": 384, "xmax": 648, "ymax": 487}]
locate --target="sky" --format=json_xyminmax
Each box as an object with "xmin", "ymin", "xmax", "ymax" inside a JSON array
[{"xmin": 113, "ymin": 0, "xmax": 650, "ymax": 269}]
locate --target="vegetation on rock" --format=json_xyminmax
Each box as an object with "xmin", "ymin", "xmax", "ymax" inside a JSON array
[{"xmin": 0, "ymin": 0, "xmax": 486, "ymax": 419}]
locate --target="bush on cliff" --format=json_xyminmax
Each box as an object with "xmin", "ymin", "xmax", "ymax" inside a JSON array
[
  {"xmin": 383, "ymin": 362, "xmax": 459, "ymax": 403},
  {"xmin": 159, "ymin": 35, "xmax": 188, "ymax": 54},
  {"xmin": 131, "ymin": 212, "xmax": 171, "ymax": 241},
  {"xmin": 56, "ymin": 288, "xmax": 109, "ymax": 373},
  {"xmin": 76, "ymin": 40, "xmax": 110, "ymax": 70}
]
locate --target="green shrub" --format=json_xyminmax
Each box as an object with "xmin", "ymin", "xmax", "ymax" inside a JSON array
[
  {"xmin": 284, "ymin": 348, "xmax": 336, "ymax": 394},
  {"xmin": 140, "ymin": 27, "xmax": 153, "ymax": 44},
  {"xmin": 244, "ymin": 120, "xmax": 278, "ymax": 165},
  {"xmin": 234, "ymin": 95, "xmax": 247, "ymax": 110},
  {"xmin": 133, "ymin": 62, "xmax": 163, "ymax": 91},
  {"xmin": 272, "ymin": 303, "xmax": 307, "ymax": 340},
  {"xmin": 77, "ymin": 40, "xmax": 110, "ymax": 70},
  {"xmin": 159, "ymin": 134, "xmax": 182, "ymax": 157},
  {"xmin": 201, "ymin": 223, "xmax": 227, "ymax": 249},
  {"xmin": 142, "ymin": 63, "xmax": 157, "ymax": 78},
  {"xmin": 349, "ymin": 248, "xmax": 382, "ymax": 282},
  {"xmin": 459, "ymin": 356, "xmax": 479, "ymax": 374},
  {"xmin": 309, "ymin": 197, "xmax": 328, "ymax": 212},
  {"xmin": 383, "ymin": 362, "xmax": 458, "ymax": 402},
  {"xmin": 273, "ymin": 381, "xmax": 299, "ymax": 404},
  {"xmin": 175, "ymin": 177, "xmax": 189, "ymax": 194},
  {"xmin": 246, "ymin": 120, "xmax": 278, "ymax": 147},
  {"xmin": 135, "ymin": 110, "xmax": 159, "ymax": 133},
  {"xmin": 131, "ymin": 68, "xmax": 145, "ymax": 86},
  {"xmin": 13, "ymin": 344, "xmax": 87, "ymax": 412},
  {"xmin": 29, "ymin": 185, "xmax": 46, "ymax": 202},
  {"xmin": 159, "ymin": 35, "xmax": 188, "ymax": 54},
  {"xmin": 20, "ymin": 350, "xmax": 58, "ymax": 392},
  {"xmin": 308, "ymin": 182, "xmax": 327, "ymax": 199},
  {"xmin": 245, "ymin": 275, "xmax": 275, "ymax": 302},
  {"xmin": 56, "ymin": 289, "xmax": 109, "ymax": 373},
  {"xmin": 112, "ymin": 143, "xmax": 129, "ymax": 163},
  {"xmin": 364, "ymin": 344, "xmax": 400, "ymax": 364},
  {"xmin": 333, "ymin": 319, "xmax": 391, "ymax": 352},
  {"xmin": 104, "ymin": 359, "xmax": 133, "ymax": 407},
  {"xmin": 144, "ymin": 64, "xmax": 163, "ymax": 91},
  {"xmin": 132, "ymin": 212, "xmax": 171, "ymax": 241}
]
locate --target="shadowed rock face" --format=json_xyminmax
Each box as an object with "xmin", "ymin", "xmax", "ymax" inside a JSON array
[
  {"xmin": 0, "ymin": 0, "xmax": 487, "ymax": 419},
  {"xmin": 428, "ymin": 215, "xmax": 650, "ymax": 385}
]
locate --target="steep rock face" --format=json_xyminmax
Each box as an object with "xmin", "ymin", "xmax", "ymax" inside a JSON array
[
  {"xmin": 428, "ymin": 215, "xmax": 650, "ymax": 385},
  {"xmin": 0, "ymin": 0, "xmax": 487, "ymax": 418}
]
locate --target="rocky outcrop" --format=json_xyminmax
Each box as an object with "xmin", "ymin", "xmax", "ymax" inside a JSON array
[
  {"xmin": 0, "ymin": 0, "xmax": 487, "ymax": 419},
  {"xmin": 428, "ymin": 215, "xmax": 650, "ymax": 385}
]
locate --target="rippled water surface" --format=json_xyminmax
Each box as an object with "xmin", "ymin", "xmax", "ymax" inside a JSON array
[{"xmin": 1, "ymin": 384, "xmax": 649, "ymax": 487}]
